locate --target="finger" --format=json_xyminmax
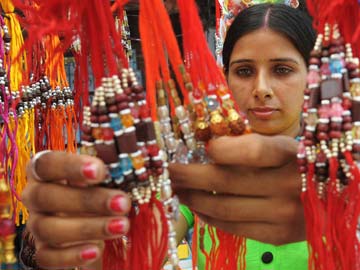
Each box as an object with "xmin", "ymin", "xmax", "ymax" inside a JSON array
[
  {"xmin": 208, "ymin": 134, "xmax": 298, "ymax": 167},
  {"xmin": 22, "ymin": 183, "xmax": 131, "ymax": 215},
  {"xmin": 170, "ymin": 163, "xmax": 268, "ymax": 196},
  {"xmin": 177, "ymin": 189, "xmax": 278, "ymax": 222},
  {"xmin": 28, "ymin": 213, "xmax": 129, "ymax": 247},
  {"xmin": 36, "ymin": 242, "xmax": 103, "ymax": 269},
  {"xmin": 196, "ymin": 213, "xmax": 303, "ymax": 245},
  {"xmin": 26, "ymin": 151, "xmax": 107, "ymax": 185},
  {"xmin": 170, "ymin": 161, "xmax": 300, "ymax": 197}
]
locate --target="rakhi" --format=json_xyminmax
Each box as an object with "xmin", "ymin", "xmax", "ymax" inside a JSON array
[{"xmin": 299, "ymin": 22, "xmax": 360, "ymax": 270}]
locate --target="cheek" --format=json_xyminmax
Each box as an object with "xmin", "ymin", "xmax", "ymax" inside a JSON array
[
  {"xmin": 232, "ymin": 90, "xmax": 248, "ymax": 111},
  {"xmin": 277, "ymin": 82, "xmax": 305, "ymax": 116},
  {"xmin": 228, "ymin": 78, "xmax": 252, "ymax": 111}
]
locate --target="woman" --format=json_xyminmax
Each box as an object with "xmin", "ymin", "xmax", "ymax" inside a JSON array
[
  {"xmin": 171, "ymin": 3, "xmax": 316, "ymax": 269},
  {"xmin": 21, "ymin": 2, "xmax": 316, "ymax": 269}
]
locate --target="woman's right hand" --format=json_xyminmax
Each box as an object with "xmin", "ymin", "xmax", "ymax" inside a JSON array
[{"xmin": 22, "ymin": 151, "xmax": 132, "ymax": 269}]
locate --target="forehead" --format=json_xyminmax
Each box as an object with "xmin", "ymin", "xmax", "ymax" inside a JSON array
[{"xmin": 230, "ymin": 28, "xmax": 304, "ymax": 62}]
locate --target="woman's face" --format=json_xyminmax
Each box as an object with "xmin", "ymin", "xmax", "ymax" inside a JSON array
[{"xmin": 227, "ymin": 28, "xmax": 307, "ymax": 137}]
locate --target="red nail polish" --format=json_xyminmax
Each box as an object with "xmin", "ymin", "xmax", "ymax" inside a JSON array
[
  {"xmin": 82, "ymin": 162, "xmax": 98, "ymax": 180},
  {"xmin": 81, "ymin": 248, "xmax": 98, "ymax": 260},
  {"xmin": 108, "ymin": 219, "xmax": 125, "ymax": 235},
  {"xmin": 110, "ymin": 195, "xmax": 127, "ymax": 212}
]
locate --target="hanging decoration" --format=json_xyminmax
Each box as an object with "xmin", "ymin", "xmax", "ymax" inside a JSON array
[
  {"xmin": 299, "ymin": 0, "xmax": 360, "ymax": 269},
  {"xmin": 176, "ymin": 0, "xmax": 248, "ymax": 269},
  {"xmin": 10, "ymin": 0, "xmax": 178, "ymax": 269},
  {"xmin": 0, "ymin": 2, "xmax": 19, "ymax": 267}
]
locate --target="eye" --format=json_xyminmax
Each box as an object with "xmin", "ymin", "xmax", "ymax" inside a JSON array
[
  {"xmin": 274, "ymin": 65, "xmax": 293, "ymax": 75},
  {"xmin": 235, "ymin": 67, "xmax": 253, "ymax": 77}
]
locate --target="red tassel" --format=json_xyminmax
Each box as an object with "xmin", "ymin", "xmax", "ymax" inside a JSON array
[
  {"xmin": 206, "ymin": 226, "xmax": 246, "ymax": 270},
  {"xmin": 103, "ymin": 197, "xmax": 169, "ymax": 270}
]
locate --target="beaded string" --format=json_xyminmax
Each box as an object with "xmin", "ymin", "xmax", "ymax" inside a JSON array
[{"xmin": 299, "ymin": 23, "xmax": 360, "ymax": 270}]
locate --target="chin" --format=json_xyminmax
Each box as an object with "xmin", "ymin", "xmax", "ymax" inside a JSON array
[{"xmin": 249, "ymin": 124, "xmax": 281, "ymax": 136}]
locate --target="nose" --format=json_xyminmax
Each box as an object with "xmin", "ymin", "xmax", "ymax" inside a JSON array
[{"xmin": 252, "ymin": 70, "xmax": 273, "ymax": 101}]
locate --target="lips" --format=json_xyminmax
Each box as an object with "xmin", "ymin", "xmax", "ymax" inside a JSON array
[{"xmin": 249, "ymin": 107, "xmax": 278, "ymax": 120}]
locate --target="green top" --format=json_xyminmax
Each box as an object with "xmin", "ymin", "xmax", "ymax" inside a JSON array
[{"xmin": 180, "ymin": 205, "xmax": 309, "ymax": 270}]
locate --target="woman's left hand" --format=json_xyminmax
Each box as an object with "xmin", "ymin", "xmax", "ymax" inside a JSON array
[{"xmin": 169, "ymin": 134, "xmax": 305, "ymax": 245}]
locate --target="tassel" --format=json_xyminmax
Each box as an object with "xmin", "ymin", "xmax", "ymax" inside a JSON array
[
  {"xmin": 103, "ymin": 197, "xmax": 169, "ymax": 270},
  {"xmin": 177, "ymin": 0, "xmax": 247, "ymax": 268}
]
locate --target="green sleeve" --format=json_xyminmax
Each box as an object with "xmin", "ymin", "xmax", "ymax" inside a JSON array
[{"xmin": 179, "ymin": 204, "xmax": 194, "ymax": 228}]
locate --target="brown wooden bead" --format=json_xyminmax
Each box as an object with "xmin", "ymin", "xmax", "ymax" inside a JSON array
[
  {"xmin": 94, "ymin": 141, "xmax": 118, "ymax": 164},
  {"xmin": 342, "ymin": 70, "xmax": 350, "ymax": 92},
  {"xmin": 343, "ymin": 122, "xmax": 353, "ymax": 131},
  {"xmin": 132, "ymin": 85, "xmax": 144, "ymax": 94},
  {"xmin": 304, "ymin": 130, "xmax": 314, "ymax": 140},
  {"xmin": 330, "ymin": 122, "xmax": 342, "ymax": 131},
  {"xmin": 309, "ymin": 86, "xmax": 321, "ymax": 108},
  {"xmin": 329, "ymin": 130, "xmax": 342, "ymax": 139},
  {"xmin": 304, "ymin": 139, "xmax": 314, "ymax": 146},
  {"xmin": 298, "ymin": 166, "xmax": 307, "ymax": 174},
  {"xmin": 351, "ymin": 100, "xmax": 360, "ymax": 121},
  {"xmin": 106, "ymin": 96, "xmax": 116, "ymax": 105},
  {"xmin": 144, "ymin": 160, "xmax": 150, "ymax": 168},
  {"xmin": 81, "ymin": 134, "xmax": 93, "ymax": 142},
  {"xmin": 321, "ymin": 79, "xmax": 342, "ymax": 100},
  {"xmin": 115, "ymin": 93, "xmax": 128, "ymax": 103},
  {"xmin": 329, "ymin": 46, "xmax": 338, "ymax": 55},
  {"xmin": 135, "ymin": 93, "xmax": 146, "ymax": 101},
  {"xmin": 317, "ymin": 175, "xmax": 327, "ymax": 183},
  {"xmin": 297, "ymin": 158, "xmax": 307, "ymax": 166},
  {"xmin": 145, "ymin": 121, "xmax": 156, "ymax": 141},
  {"xmin": 135, "ymin": 122, "xmax": 147, "ymax": 142},
  {"xmin": 90, "ymin": 115, "xmax": 99, "ymax": 123},
  {"xmin": 322, "ymin": 49, "xmax": 329, "ymax": 57},
  {"xmin": 116, "ymin": 128, "xmax": 138, "ymax": 153},
  {"xmin": 98, "ymin": 106, "xmax": 107, "ymax": 115},
  {"xmin": 310, "ymin": 50, "xmax": 321, "ymax": 58},
  {"xmin": 317, "ymin": 132, "xmax": 328, "ymax": 141},
  {"xmin": 108, "ymin": 105, "xmax": 118, "ymax": 113},
  {"xmin": 124, "ymin": 87, "xmax": 132, "ymax": 95},
  {"xmin": 98, "ymin": 115, "xmax": 110, "ymax": 123},
  {"xmin": 137, "ymin": 171, "xmax": 149, "ymax": 182},
  {"xmin": 151, "ymin": 159, "xmax": 163, "ymax": 168},
  {"xmin": 155, "ymin": 167, "xmax": 164, "ymax": 175},
  {"xmin": 90, "ymin": 106, "xmax": 99, "ymax": 115},
  {"xmin": 340, "ymin": 177, "xmax": 349, "ymax": 185},
  {"xmin": 82, "ymin": 125, "xmax": 92, "ymax": 134},
  {"xmin": 350, "ymin": 70, "xmax": 360, "ymax": 79},
  {"xmin": 117, "ymin": 102, "xmax": 129, "ymax": 111},
  {"xmin": 342, "ymin": 98, "xmax": 352, "ymax": 110},
  {"xmin": 317, "ymin": 123, "xmax": 329, "ymax": 132},
  {"xmin": 343, "ymin": 115, "xmax": 352, "ymax": 123},
  {"xmin": 346, "ymin": 62, "xmax": 358, "ymax": 71},
  {"xmin": 309, "ymin": 57, "xmax": 320, "ymax": 65},
  {"xmin": 135, "ymin": 121, "xmax": 156, "ymax": 142},
  {"xmin": 338, "ymin": 45, "xmax": 345, "ymax": 52}
]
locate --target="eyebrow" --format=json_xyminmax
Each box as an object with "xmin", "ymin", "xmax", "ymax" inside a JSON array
[{"xmin": 230, "ymin": 58, "xmax": 299, "ymax": 67}]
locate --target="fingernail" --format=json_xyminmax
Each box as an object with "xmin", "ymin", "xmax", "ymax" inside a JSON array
[
  {"xmin": 110, "ymin": 195, "xmax": 128, "ymax": 212},
  {"xmin": 82, "ymin": 162, "xmax": 98, "ymax": 180},
  {"xmin": 81, "ymin": 247, "xmax": 98, "ymax": 261},
  {"xmin": 108, "ymin": 219, "xmax": 126, "ymax": 235}
]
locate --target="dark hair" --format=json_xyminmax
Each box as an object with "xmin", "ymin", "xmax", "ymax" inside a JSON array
[{"xmin": 222, "ymin": 3, "xmax": 316, "ymax": 72}]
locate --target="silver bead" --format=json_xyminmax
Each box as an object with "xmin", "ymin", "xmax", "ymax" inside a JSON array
[{"xmin": 175, "ymin": 106, "xmax": 187, "ymax": 120}]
